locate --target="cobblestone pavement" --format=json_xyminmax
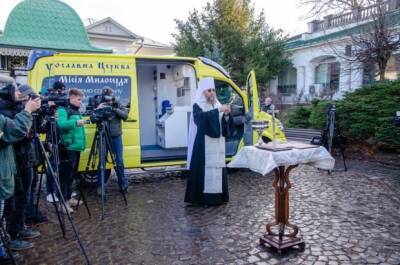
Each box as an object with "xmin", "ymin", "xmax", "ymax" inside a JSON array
[{"xmin": 17, "ymin": 158, "xmax": 400, "ymax": 265}]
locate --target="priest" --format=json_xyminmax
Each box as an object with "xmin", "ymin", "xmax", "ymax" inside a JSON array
[{"xmin": 185, "ymin": 77, "xmax": 233, "ymax": 206}]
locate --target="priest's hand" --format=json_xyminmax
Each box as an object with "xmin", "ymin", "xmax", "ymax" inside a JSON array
[{"xmin": 220, "ymin": 105, "xmax": 230, "ymax": 114}]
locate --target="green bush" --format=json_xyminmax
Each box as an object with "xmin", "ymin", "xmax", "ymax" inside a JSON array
[
  {"xmin": 336, "ymin": 81, "xmax": 400, "ymax": 148},
  {"xmin": 285, "ymin": 80, "xmax": 400, "ymax": 149},
  {"xmin": 286, "ymin": 105, "xmax": 311, "ymax": 128},
  {"xmin": 308, "ymin": 99, "xmax": 335, "ymax": 129}
]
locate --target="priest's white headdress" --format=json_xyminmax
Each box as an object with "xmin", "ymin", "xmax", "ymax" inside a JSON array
[{"xmin": 187, "ymin": 77, "xmax": 218, "ymax": 169}]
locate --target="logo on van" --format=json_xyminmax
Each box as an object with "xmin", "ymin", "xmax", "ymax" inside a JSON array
[{"xmin": 45, "ymin": 62, "xmax": 131, "ymax": 73}]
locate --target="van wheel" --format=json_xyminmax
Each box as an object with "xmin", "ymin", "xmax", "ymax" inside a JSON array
[
  {"xmin": 262, "ymin": 136, "xmax": 271, "ymax": 144},
  {"xmin": 79, "ymin": 169, "xmax": 111, "ymax": 187}
]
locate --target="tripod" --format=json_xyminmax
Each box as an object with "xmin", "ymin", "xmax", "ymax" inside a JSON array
[
  {"xmin": 32, "ymin": 116, "xmax": 91, "ymax": 234},
  {"xmin": 323, "ymin": 105, "xmax": 347, "ymax": 173},
  {"xmin": 85, "ymin": 119, "xmax": 128, "ymax": 220},
  {"xmin": 31, "ymin": 115, "xmax": 91, "ymax": 265}
]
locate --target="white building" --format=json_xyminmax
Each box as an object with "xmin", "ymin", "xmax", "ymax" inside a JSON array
[
  {"xmin": 86, "ymin": 17, "xmax": 174, "ymax": 56},
  {"xmin": 270, "ymin": 0, "xmax": 400, "ymax": 104}
]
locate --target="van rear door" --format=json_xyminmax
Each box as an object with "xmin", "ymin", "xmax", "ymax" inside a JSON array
[
  {"xmin": 246, "ymin": 70, "xmax": 260, "ymax": 115},
  {"xmin": 243, "ymin": 70, "xmax": 260, "ymax": 145}
]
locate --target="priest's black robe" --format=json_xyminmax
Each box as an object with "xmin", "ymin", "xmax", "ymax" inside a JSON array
[{"xmin": 184, "ymin": 103, "xmax": 233, "ymax": 206}]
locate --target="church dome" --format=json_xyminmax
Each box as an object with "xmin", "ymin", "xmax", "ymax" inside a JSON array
[{"xmin": 0, "ymin": 0, "xmax": 109, "ymax": 52}]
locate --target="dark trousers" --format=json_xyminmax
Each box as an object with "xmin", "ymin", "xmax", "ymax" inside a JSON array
[
  {"xmin": 97, "ymin": 135, "xmax": 127, "ymax": 188},
  {"xmin": 24, "ymin": 170, "xmax": 38, "ymax": 218},
  {"xmin": 5, "ymin": 167, "xmax": 33, "ymax": 239},
  {"xmin": 59, "ymin": 149, "xmax": 80, "ymax": 201}
]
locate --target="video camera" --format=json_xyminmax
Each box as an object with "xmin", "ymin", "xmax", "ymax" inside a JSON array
[
  {"xmin": 34, "ymin": 88, "xmax": 69, "ymax": 116},
  {"xmin": 85, "ymin": 94, "xmax": 117, "ymax": 123}
]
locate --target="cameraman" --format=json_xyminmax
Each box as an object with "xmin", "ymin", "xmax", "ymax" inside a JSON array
[
  {"xmin": 44, "ymin": 81, "xmax": 66, "ymax": 204},
  {"xmin": 25, "ymin": 82, "xmax": 67, "ymax": 224},
  {"xmin": 57, "ymin": 88, "xmax": 86, "ymax": 214},
  {"xmin": 0, "ymin": 83, "xmax": 42, "ymax": 251},
  {"xmin": 0, "ymin": 97, "xmax": 40, "ymax": 262},
  {"xmin": 96, "ymin": 87, "xmax": 129, "ymax": 193}
]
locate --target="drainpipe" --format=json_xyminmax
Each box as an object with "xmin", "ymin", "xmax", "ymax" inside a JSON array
[{"xmin": 134, "ymin": 37, "xmax": 145, "ymax": 54}]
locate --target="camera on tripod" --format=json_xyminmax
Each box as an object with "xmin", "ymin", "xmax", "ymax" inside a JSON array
[
  {"xmin": 36, "ymin": 88, "xmax": 69, "ymax": 116},
  {"xmin": 85, "ymin": 93, "xmax": 117, "ymax": 123}
]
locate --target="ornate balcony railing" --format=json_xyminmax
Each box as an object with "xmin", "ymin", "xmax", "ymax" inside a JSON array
[{"xmin": 309, "ymin": 0, "xmax": 395, "ymax": 33}]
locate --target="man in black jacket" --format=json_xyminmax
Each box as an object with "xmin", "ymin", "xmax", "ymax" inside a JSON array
[
  {"xmin": 0, "ymin": 84, "xmax": 42, "ymax": 251},
  {"xmin": 96, "ymin": 87, "xmax": 129, "ymax": 193}
]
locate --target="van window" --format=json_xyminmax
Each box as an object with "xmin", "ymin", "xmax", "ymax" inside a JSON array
[
  {"xmin": 215, "ymin": 80, "xmax": 244, "ymax": 108},
  {"xmin": 40, "ymin": 75, "xmax": 131, "ymax": 111}
]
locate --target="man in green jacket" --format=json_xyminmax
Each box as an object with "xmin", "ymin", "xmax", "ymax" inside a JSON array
[
  {"xmin": 57, "ymin": 88, "xmax": 86, "ymax": 214},
  {"xmin": 0, "ymin": 92, "xmax": 40, "ymax": 261}
]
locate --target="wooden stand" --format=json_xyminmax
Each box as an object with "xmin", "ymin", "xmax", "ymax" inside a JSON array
[{"xmin": 259, "ymin": 165, "xmax": 305, "ymax": 254}]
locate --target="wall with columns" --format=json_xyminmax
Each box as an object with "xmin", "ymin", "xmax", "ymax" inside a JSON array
[{"xmin": 271, "ymin": 41, "xmax": 365, "ymax": 104}]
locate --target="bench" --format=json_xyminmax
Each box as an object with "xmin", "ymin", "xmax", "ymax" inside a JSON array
[{"xmin": 284, "ymin": 128, "xmax": 323, "ymax": 144}]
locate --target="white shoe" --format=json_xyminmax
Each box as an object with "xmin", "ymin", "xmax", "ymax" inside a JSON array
[
  {"xmin": 69, "ymin": 198, "xmax": 79, "ymax": 207},
  {"xmin": 71, "ymin": 191, "xmax": 78, "ymax": 198},
  {"xmin": 46, "ymin": 193, "xmax": 59, "ymax": 203}
]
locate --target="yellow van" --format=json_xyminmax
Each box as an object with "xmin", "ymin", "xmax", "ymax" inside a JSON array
[{"xmin": 27, "ymin": 51, "xmax": 285, "ymax": 183}]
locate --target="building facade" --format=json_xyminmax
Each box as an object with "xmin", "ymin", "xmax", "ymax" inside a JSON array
[
  {"xmin": 270, "ymin": 0, "xmax": 400, "ymax": 104},
  {"xmin": 85, "ymin": 17, "xmax": 174, "ymax": 56}
]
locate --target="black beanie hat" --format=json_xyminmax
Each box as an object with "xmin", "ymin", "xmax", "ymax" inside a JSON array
[{"xmin": 53, "ymin": 81, "xmax": 65, "ymax": 91}]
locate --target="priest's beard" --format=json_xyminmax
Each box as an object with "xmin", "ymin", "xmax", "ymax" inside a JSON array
[{"xmin": 206, "ymin": 94, "xmax": 216, "ymax": 107}]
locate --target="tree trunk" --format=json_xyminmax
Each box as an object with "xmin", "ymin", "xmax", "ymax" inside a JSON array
[
  {"xmin": 379, "ymin": 68, "xmax": 386, "ymax": 81},
  {"xmin": 378, "ymin": 57, "xmax": 389, "ymax": 81}
]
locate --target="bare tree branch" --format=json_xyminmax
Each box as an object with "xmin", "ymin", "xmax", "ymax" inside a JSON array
[{"xmin": 300, "ymin": 0, "xmax": 400, "ymax": 81}]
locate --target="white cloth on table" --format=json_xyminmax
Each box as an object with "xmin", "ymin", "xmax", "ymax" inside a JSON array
[{"xmin": 227, "ymin": 146, "xmax": 335, "ymax": 176}]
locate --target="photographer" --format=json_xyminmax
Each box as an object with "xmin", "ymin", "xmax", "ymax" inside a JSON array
[
  {"xmin": 96, "ymin": 87, "xmax": 129, "ymax": 193},
  {"xmin": 44, "ymin": 81, "xmax": 66, "ymax": 204},
  {"xmin": 57, "ymin": 88, "xmax": 86, "ymax": 214},
  {"xmin": 0, "ymin": 83, "xmax": 43, "ymax": 251},
  {"xmin": 23, "ymin": 81, "xmax": 67, "ymax": 227},
  {"xmin": 0, "ymin": 97, "xmax": 40, "ymax": 262}
]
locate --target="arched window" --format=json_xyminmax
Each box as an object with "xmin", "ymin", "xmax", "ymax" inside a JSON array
[{"xmin": 315, "ymin": 60, "xmax": 340, "ymax": 94}]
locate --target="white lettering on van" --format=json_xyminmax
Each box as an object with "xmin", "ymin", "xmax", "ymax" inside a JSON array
[
  {"xmin": 98, "ymin": 62, "xmax": 131, "ymax": 73},
  {"xmin": 59, "ymin": 76, "xmax": 83, "ymax": 84},
  {"xmin": 85, "ymin": 76, "xmax": 130, "ymax": 88},
  {"xmin": 46, "ymin": 63, "xmax": 94, "ymax": 70}
]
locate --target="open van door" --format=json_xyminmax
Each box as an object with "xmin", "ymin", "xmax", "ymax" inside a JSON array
[
  {"xmin": 243, "ymin": 70, "xmax": 260, "ymax": 145},
  {"xmin": 246, "ymin": 70, "xmax": 260, "ymax": 115}
]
